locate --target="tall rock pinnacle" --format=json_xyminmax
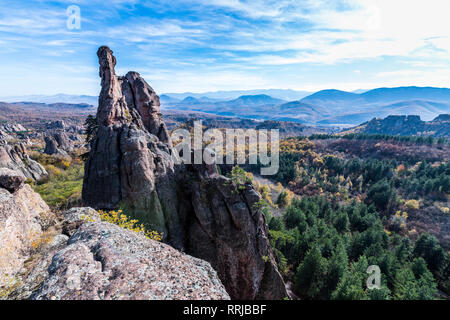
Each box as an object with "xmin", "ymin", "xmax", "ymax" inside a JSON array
[
  {"xmin": 82, "ymin": 46, "xmax": 288, "ymax": 300},
  {"xmin": 83, "ymin": 46, "xmax": 182, "ymax": 246}
]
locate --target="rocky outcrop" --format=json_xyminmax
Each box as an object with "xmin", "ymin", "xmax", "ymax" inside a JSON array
[
  {"xmin": 8, "ymin": 233, "xmax": 69, "ymax": 300},
  {"xmin": 0, "ymin": 123, "xmax": 27, "ymax": 142},
  {"xmin": 61, "ymin": 207, "xmax": 101, "ymax": 237},
  {"xmin": 31, "ymin": 221, "xmax": 229, "ymax": 300},
  {"xmin": 0, "ymin": 168, "xmax": 25, "ymax": 193},
  {"xmin": 83, "ymin": 46, "xmax": 182, "ymax": 247},
  {"xmin": 43, "ymin": 135, "xmax": 60, "ymax": 155},
  {"xmin": 0, "ymin": 170, "xmax": 53, "ymax": 287},
  {"xmin": 82, "ymin": 46, "xmax": 288, "ymax": 299},
  {"xmin": 182, "ymin": 165, "xmax": 289, "ymax": 299},
  {"xmin": 0, "ymin": 141, "xmax": 47, "ymax": 181},
  {"xmin": 0, "ymin": 123, "xmax": 26, "ymax": 132},
  {"xmin": 1, "ymin": 200, "xmax": 229, "ymax": 300},
  {"xmin": 46, "ymin": 120, "xmax": 66, "ymax": 130},
  {"xmin": 44, "ymin": 131, "xmax": 73, "ymax": 156},
  {"xmin": 356, "ymin": 114, "xmax": 450, "ymax": 137}
]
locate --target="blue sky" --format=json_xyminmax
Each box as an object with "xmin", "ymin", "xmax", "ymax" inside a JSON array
[{"xmin": 1, "ymin": 0, "xmax": 450, "ymax": 96}]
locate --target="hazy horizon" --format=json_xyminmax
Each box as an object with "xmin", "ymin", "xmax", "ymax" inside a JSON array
[{"xmin": 4, "ymin": 85, "xmax": 450, "ymax": 101}]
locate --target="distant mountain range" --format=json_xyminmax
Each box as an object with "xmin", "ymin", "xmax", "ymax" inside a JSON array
[
  {"xmin": 162, "ymin": 86, "xmax": 450, "ymax": 126},
  {"xmin": 161, "ymin": 89, "xmax": 312, "ymax": 101},
  {"xmin": 2, "ymin": 86, "xmax": 450, "ymax": 126},
  {"xmin": 0, "ymin": 94, "xmax": 99, "ymax": 107},
  {"xmin": 0, "ymin": 101, "xmax": 96, "ymax": 125}
]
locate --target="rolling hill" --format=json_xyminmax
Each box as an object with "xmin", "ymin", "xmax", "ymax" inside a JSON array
[{"xmin": 3, "ymin": 86, "xmax": 450, "ymax": 126}]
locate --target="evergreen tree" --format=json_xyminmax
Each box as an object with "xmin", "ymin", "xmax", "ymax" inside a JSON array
[{"xmin": 294, "ymin": 246, "xmax": 328, "ymax": 299}]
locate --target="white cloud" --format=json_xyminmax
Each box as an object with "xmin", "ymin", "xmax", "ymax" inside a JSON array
[
  {"xmin": 212, "ymin": 0, "xmax": 450, "ymax": 65},
  {"xmin": 1, "ymin": 0, "xmax": 450, "ymax": 94}
]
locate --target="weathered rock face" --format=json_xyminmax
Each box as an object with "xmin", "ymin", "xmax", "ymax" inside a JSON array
[
  {"xmin": 0, "ymin": 123, "xmax": 26, "ymax": 134},
  {"xmin": 0, "ymin": 141, "xmax": 48, "ymax": 181},
  {"xmin": 2, "ymin": 203, "xmax": 229, "ymax": 300},
  {"xmin": 83, "ymin": 46, "xmax": 182, "ymax": 248},
  {"xmin": 9, "ymin": 233, "xmax": 69, "ymax": 300},
  {"xmin": 82, "ymin": 46, "xmax": 288, "ymax": 300},
  {"xmin": 61, "ymin": 207, "xmax": 101, "ymax": 237},
  {"xmin": 122, "ymin": 71, "xmax": 171, "ymax": 145},
  {"xmin": 44, "ymin": 131, "xmax": 73, "ymax": 156},
  {"xmin": 0, "ymin": 123, "xmax": 27, "ymax": 142},
  {"xmin": 0, "ymin": 168, "xmax": 25, "ymax": 193},
  {"xmin": 43, "ymin": 135, "xmax": 60, "ymax": 155},
  {"xmin": 182, "ymin": 165, "xmax": 288, "ymax": 299},
  {"xmin": 31, "ymin": 221, "xmax": 230, "ymax": 300},
  {"xmin": 0, "ymin": 171, "xmax": 52, "ymax": 287}
]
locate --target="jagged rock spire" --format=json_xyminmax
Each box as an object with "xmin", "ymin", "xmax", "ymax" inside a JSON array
[
  {"xmin": 96, "ymin": 46, "xmax": 127, "ymax": 126},
  {"xmin": 83, "ymin": 46, "xmax": 288, "ymax": 300},
  {"xmin": 96, "ymin": 46, "xmax": 171, "ymax": 144}
]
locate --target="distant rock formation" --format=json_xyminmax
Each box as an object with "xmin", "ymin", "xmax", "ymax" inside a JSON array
[
  {"xmin": 0, "ymin": 123, "xmax": 27, "ymax": 142},
  {"xmin": 0, "ymin": 141, "xmax": 47, "ymax": 181},
  {"xmin": 433, "ymin": 114, "xmax": 450, "ymax": 123},
  {"xmin": 354, "ymin": 114, "xmax": 450, "ymax": 137},
  {"xmin": 0, "ymin": 123, "xmax": 26, "ymax": 133},
  {"xmin": 46, "ymin": 120, "xmax": 66, "ymax": 130},
  {"xmin": 82, "ymin": 46, "xmax": 288, "ymax": 299},
  {"xmin": 44, "ymin": 131, "xmax": 73, "ymax": 156}
]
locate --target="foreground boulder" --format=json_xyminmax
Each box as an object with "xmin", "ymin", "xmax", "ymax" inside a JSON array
[
  {"xmin": 0, "ymin": 171, "xmax": 53, "ymax": 287},
  {"xmin": 82, "ymin": 46, "xmax": 288, "ymax": 299},
  {"xmin": 2, "ymin": 202, "xmax": 229, "ymax": 300},
  {"xmin": 31, "ymin": 221, "xmax": 230, "ymax": 300}
]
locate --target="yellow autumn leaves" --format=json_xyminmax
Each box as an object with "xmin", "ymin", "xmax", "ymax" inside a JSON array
[{"xmin": 82, "ymin": 210, "xmax": 163, "ymax": 241}]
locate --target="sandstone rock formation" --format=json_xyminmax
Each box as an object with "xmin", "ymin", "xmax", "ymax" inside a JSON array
[
  {"xmin": 0, "ymin": 169, "xmax": 52, "ymax": 287},
  {"xmin": 83, "ymin": 46, "xmax": 182, "ymax": 247},
  {"xmin": 0, "ymin": 123, "xmax": 27, "ymax": 142},
  {"xmin": 32, "ymin": 221, "xmax": 230, "ymax": 300},
  {"xmin": 44, "ymin": 131, "xmax": 73, "ymax": 156},
  {"xmin": 82, "ymin": 46, "xmax": 288, "ymax": 299},
  {"xmin": 0, "ymin": 141, "xmax": 48, "ymax": 181},
  {"xmin": 1, "ymin": 199, "xmax": 229, "ymax": 300},
  {"xmin": 182, "ymin": 165, "xmax": 289, "ymax": 299}
]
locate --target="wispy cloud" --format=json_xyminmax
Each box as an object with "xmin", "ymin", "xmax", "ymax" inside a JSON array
[{"xmin": 0, "ymin": 0, "xmax": 450, "ymax": 95}]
